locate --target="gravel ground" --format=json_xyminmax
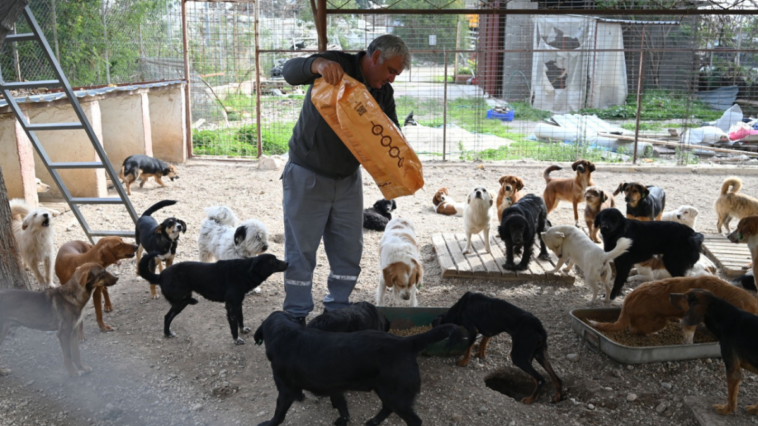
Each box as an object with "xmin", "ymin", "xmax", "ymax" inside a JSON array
[{"xmin": 3, "ymin": 159, "xmax": 758, "ymax": 426}]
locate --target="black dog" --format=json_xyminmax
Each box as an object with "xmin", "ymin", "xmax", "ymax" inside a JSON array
[
  {"xmin": 613, "ymin": 183, "xmax": 666, "ymax": 221},
  {"xmin": 432, "ymin": 292, "xmax": 564, "ymax": 404},
  {"xmin": 498, "ymin": 194, "xmax": 550, "ymax": 271},
  {"xmin": 254, "ymin": 311, "xmax": 457, "ymax": 426},
  {"xmin": 363, "ymin": 199, "xmax": 397, "ymax": 231},
  {"xmin": 135, "ymin": 200, "xmax": 187, "ymax": 299},
  {"xmin": 403, "ymin": 111, "xmax": 418, "ymax": 127},
  {"xmin": 307, "ymin": 301, "xmax": 390, "ymax": 333},
  {"xmin": 119, "ymin": 154, "xmax": 179, "ymax": 195},
  {"xmin": 595, "ymin": 208, "xmax": 703, "ymax": 300},
  {"xmin": 138, "ymin": 252, "xmax": 287, "ymax": 344}
]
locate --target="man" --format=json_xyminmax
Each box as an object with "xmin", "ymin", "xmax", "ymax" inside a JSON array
[{"xmin": 280, "ymin": 34, "xmax": 411, "ymax": 324}]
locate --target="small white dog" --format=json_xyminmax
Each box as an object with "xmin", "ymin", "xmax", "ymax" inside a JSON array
[
  {"xmin": 35, "ymin": 178, "xmax": 50, "ymax": 193},
  {"xmin": 660, "ymin": 205, "xmax": 699, "ymax": 229},
  {"xmin": 376, "ymin": 217, "xmax": 423, "ymax": 307},
  {"xmin": 629, "ymin": 256, "xmax": 712, "ymax": 283},
  {"xmin": 198, "ymin": 206, "xmax": 269, "ymax": 262},
  {"xmin": 541, "ymin": 225, "xmax": 632, "ymax": 304},
  {"xmin": 9, "ymin": 199, "xmax": 55, "ymax": 287},
  {"xmin": 463, "ymin": 186, "xmax": 493, "ymax": 254}
]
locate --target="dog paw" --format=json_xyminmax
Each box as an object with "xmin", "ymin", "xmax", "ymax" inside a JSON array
[
  {"xmin": 334, "ymin": 417, "xmax": 349, "ymax": 426},
  {"xmin": 296, "ymin": 391, "xmax": 306, "ymax": 402},
  {"xmin": 538, "ymin": 253, "xmax": 551, "ymax": 261},
  {"xmin": 235, "ymin": 338, "xmax": 246, "ymax": 345},
  {"xmin": 165, "ymin": 331, "xmax": 177, "ymax": 339},
  {"xmin": 0, "ymin": 368, "xmax": 11, "ymax": 376},
  {"xmin": 257, "ymin": 422, "xmax": 273, "ymax": 426},
  {"xmin": 747, "ymin": 404, "xmax": 758, "ymax": 414},
  {"xmin": 240, "ymin": 327, "xmax": 251, "ymax": 334},
  {"xmin": 79, "ymin": 366, "xmax": 93, "ymax": 375},
  {"xmin": 714, "ymin": 403, "xmax": 735, "ymax": 415},
  {"xmin": 252, "ymin": 287, "xmax": 262, "ymax": 294},
  {"xmin": 151, "ymin": 294, "xmax": 161, "ymax": 300},
  {"xmin": 99, "ymin": 324, "xmax": 113, "ymax": 333},
  {"xmin": 104, "ymin": 304, "xmax": 114, "ymax": 313},
  {"xmin": 462, "ymin": 249, "xmax": 471, "ymax": 255},
  {"xmin": 520, "ymin": 396, "xmax": 535, "ymax": 405},
  {"xmin": 456, "ymin": 359, "xmax": 470, "ymax": 367}
]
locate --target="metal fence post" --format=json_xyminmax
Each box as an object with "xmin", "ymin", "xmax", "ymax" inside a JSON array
[
  {"xmin": 255, "ymin": 0, "xmax": 262, "ymax": 158},
  {"xmin": 182, "ymin": 0, "xmax": 192, "ymax": 157},
  {"xmin": 632, "ymin": 25, "xmax": 646, "ymax": 165},
  {"xmin": 443, "ymin": 50, "xmax": 448, "ymax": 161}
]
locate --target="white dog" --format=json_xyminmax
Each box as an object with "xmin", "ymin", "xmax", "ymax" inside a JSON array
[
  {"xmin": 463, "ymin": 186, "xmax": 493, "ymax": 254},
  {"xmin": 376, "ymin": 217, "xmax": 423, "ymax": 307},
  {"xmin": 541, "ymin": 225, "xmax": 632, "ymax": 304},
  {"xmin": 35, "ymin": 178, "xmax": 50, "ymax": 193},
  {"xmin": 629, "ymin": 256, "xmax": 712, "ymax": 283},
  {"xmin": 9, "ymin": 199, "xmax": 55, "ymax": 287},
  {"xmin": 198, "ymin": 206, "xmax": 269, "ymax": 262},
  {"xmin": 660, "ymin": 205, "xmax": 699, "ymax": 229}
]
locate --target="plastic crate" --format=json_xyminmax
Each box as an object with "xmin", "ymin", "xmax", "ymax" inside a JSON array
[{"xmin": 486, "ymin": 109, "xmax": 514, "ymax": 121}]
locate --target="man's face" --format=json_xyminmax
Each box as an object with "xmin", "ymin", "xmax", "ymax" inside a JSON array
[{"xmin": 365, "ymin": 50, "xmax": 404, "ymax": 89}]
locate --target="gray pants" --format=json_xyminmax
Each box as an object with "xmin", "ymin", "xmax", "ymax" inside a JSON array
[{"xmin": 282, "ymin": 161, "xmax": 363, "ymax": 317}]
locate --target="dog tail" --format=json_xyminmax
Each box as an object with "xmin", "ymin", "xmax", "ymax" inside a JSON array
[
  {"xmin": 602, "ymin": 237, "xmax": 632, "ymax": 265},
  {"xmin": 543, "ymin": 165, "xmax": 561, "ymax": 183},
  {"xmin": 9, "ymin": 198, "xmax": 30, "ymax": 221},
  {"xmin": 733, "ymin": 273, "xmax": 757, "ymax": 291},
  {"xmin": 407, "ymin": 323, "xmax": 458, "ymax": 354},
  {"xmin": 138, "ymin": 252, "xmax": 162, "ymax": 284},
  {"xmin": 142, "ymin": 200, "xmax": 177, "ymax": 217},
  {"xmin": 204, "ymin": 206, "xmax": 238, "ymax": 227},
  {"xmin": 721, "ymin": 177, "xmax": 742, "ymax": 195}
]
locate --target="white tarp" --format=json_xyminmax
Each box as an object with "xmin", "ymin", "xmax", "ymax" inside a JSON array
[{"xmin": 531, "ymin": 17, "xmax": 628, "ymax": 113}]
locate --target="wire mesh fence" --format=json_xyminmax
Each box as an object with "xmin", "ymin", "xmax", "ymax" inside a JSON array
[{"xmin": 4, "ymin": 1, "xmax": 758, "ymax": 165}]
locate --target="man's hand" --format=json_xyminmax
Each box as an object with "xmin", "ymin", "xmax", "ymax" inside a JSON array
[{"xmin": 312, "ymin": 58, "xmax": 345, "ymax": 86}]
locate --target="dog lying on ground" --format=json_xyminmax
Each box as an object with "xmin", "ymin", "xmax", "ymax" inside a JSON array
[
  {"xmin": 55, "ymin": 237, "xmax": 138, "ymax": 337},
  {"xmin": 138, "ymin": 252, "xmax": 287, "ymax": 344},
  {"xmin": 254, "ymin": 311, "xmax": 458, "ymax": 426},
  {"xmin": 432, "ymin": 187, "xmax": 464, "ymax": 216},
  {"xmin": 541, "ymin": 226, "xmax": 631, "ymax": 303},
  {"xmin": 35, "ymin": 177, "xmax": 50, "ymax": 193},
  {"xmin": 496, "ymin": 175, "xmax": 525, "ymax": 220},
  {"xmin": 198, "ymin": 206, "xmax": 269, "ymax": 261},
  {"xmin": 614, "ymin": 183, "xmax": 666, "ymax": 221},
  {"xmin": 119, "ymin": 154, "xmax": 179, "ymax": 195},
  {"xmin": 377, "ymin": 218, "xmax": 422, "ymax": 307},
  {"xmin": 0, "ymin": 263, "xmax": 118, "ymax": 377},
  {"xmin": 10, "ymin": 199, "xmax": 55, "ymax": 288},
  {"xmin": 307, "ymin": 301, "xmax": 390, "ymax": 333},
  {"xmin": 590, "ymin": 276, "xmax": 757, "ymax": 344},
  {"xmin": 628, "ymin": 255, "xmax": 712, "ymax": 284},
  {"xmin": 463, "ymin": 186, "xmax": 493, "ymax": 254},
  {"xmin": 135, "ymin": 200, "xmax": 186, "ymax": 299},
  {"xmin": 543, "ymin": 160, "xmax": 595, "ymax": 227},
  {"xmin": 499, "ymin": 194, "xmax": 551, "ymax": 271},
  {"xmin": 363, "ymin": 199, "xmax": 397, "ymax": 231},
  {"xmin": 661, "ymin": 205, "xmax": 699, "ymax": 229},
  {"xmin": 728, "ymin": 216, "xmax": 758, "ymax": 291},
  {"xmin": 432, "ymin": 292, "xmax": 564, "ymax": 404},
  {"xmin": 595, "ymin": 208, "xmax": 704, "ymax": 300},
  {"xmin": 583, "ymin": 186, "xmax": 615, "ymax": 243},
  {"xmin": 670, "ymin": 289, "xmax": 758, "ymax": 415},
  {"xmin": 715, "ymin": 177, "xmax": 758, "ymax": 233}
]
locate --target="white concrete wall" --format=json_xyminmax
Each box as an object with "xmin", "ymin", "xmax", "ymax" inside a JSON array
[
  {"xmin": 100, "ymin": 92, "xmax": 153, "ymax": 170},
  {"xmin": 0, "ymin": 113, "xmax": 38, "ymax": 206},
  {"xmin": 149, "ymin": 85, "xmax": 187, "ymax": 163}
]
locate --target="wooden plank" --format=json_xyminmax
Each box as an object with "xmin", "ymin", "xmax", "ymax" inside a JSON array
[
  {"xmin": 489, "ymin": 234, "xmax": 520, "ymax": 280},
  {"xmin": 432, "ymin": 234, "xmax": 457, "ymax": 277},
  {"xmin": 470, "ymin": 233, "xmax": 503, "ymax": 277},
  {"xmin": 443, "ymin": 233, "xmax": 472, "ymax": 275},
  {"xmin": 526, "ymin": 239, "xmax": 548, "ymax": 278},
  {"xmin": 455, "ymin": 233, "xmax": 487, "ymax": 274}
]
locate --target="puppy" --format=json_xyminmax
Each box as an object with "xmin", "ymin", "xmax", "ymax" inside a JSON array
[
  {"xmin": 670, "ymin": 289, "xmax": 758, "ymax": 415},
  {"xmin": 9, "ymin": 199, "xmax": 55, "ymax": 287},
  {"xmin": 463, "ymin": 186, "xmax": 493, "ymax": 254},
  {"xmin": 119, "ymin": 154, "xmax": 179, "ymax": 195},
  {"xmin": 254, "ymin": 311, "xmax": 457, "ymax": 426},
  {"xmin": 583, "ymin": 186, "xmax": 615, "ymax": 243},
  {"xmin": 660, "ymin": 205, "xmax": 699, "ymax": 229},
  {"xmin": 35, "ymin": 177, "xmax": 50, "ymax": 193},
  {"xmin": 135, "ymin": 200, "xmax": 186, "ymax": 299},
  {"xmin": 628, "ymin": 256, "xmax": 712, "ymax": 284},
  {"xmin": 541, "ymin": 226, "xmax": 632, "ymax": 303},
  {"xmin": 543, "ymin": 160, "xmax": 595, "ymax": 226},
  {"xmin": 138, "ymin": 252, "xmax": 287, "ymax": 344},
  {"xmin": 499, "ymin": 194, "xmax": 550, "ymax": 271},
  {"xmin": 377, "ymin": 218, "xmax": 422, "ymax": 307},
  {"xmin": 198, "ymin": 206, "xmax": 269, "ymax": 261},
  {"xmin": 432, "ymin": 187, "xmax": 464, "ymax": 217},
  {"xmin": 0, "ymin": 263, "xmax": 118, "ymax": 377},
  {"xmin": 595, "ymin": 208, "xmax": 704, "ymax": 300},
  {"xmin": 496, "ymin": 175, "xmax": 525, "ymax": 220},
  {"xmin": 590, "ymin": 276, "xmax": 757, "ymax": 344},
  {"xmin": 715, "ymin": 177, "xmax": 758, "ymax": 233},
  {"xmin": 728, "ymin": 216, "xmax": 758, "ymax": 291},
  {"xmin": 363, "ymin": 199, "xmax": 397, "ymax": 231},
  {"xmin": 307, "ymin": 301, "xmax": 390, "ymax": 333},
  {"xmin": 613, "ymin": 183, "xmax": 666, "ymax": 221},
  {"xmin": 432, "ymin": 292, "xmax": 564, "ymax": 404}
]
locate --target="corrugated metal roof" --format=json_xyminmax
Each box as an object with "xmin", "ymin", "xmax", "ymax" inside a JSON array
[
  {"xmin": 0, "ymin": 80, "xmax": 184, "ymax": 108},
  {"xmin": 594, "ymin": 17, "xmax": 681, "ymax": 25}
]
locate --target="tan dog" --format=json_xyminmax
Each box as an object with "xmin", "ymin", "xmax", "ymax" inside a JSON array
[
  {"xmin": 9, "ymin": 199, "xmax": 55, "ymax": 287},
  {"xmin": 589, "ymin": 276, "xmax": 758, "ymax": 344},
  {"xmin": 728, "ymin": 216, "xmax": 758, "ymax": 290},
  {"xmin": 376, "ymin": 218, "xmax": 423, "ymax": 307},
  {"xmin": 583, "ymin": 186, "xmax": 615, "ymax": 242},
  {"xmin": 0, "ymin": 263, "xmax": 118, "ymax": 377},
  {"xmin": 432, "ymin": 187, "xmax": 464, "ymax": 216},
  {"xmin": 55, "ymin": 237, "xmax": 138, "ymax": 337},
  {"xmin": 543, "ymin": 160, "xmax": 595, "ymax": 226},
  {"xmin": 715, "ymin": 177, "xmax": 758, "ymax": 233},
  {"xmin": 496, "ymin": 175, "xmax": 524, "ymax": 220}
]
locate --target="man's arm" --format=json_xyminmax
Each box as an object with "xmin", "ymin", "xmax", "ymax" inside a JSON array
[{"xmin": 282, "ymin": 52, "xmax": 344, "ymax": 86}]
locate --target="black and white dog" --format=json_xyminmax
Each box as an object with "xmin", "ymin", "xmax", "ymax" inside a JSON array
[
  {"xmin": 363, "ymin": 199, "xmax": 397, "ymax": 232},
  {"xmin": 135, "ymin": 200, "xmax": 186, "ymax": 299}
]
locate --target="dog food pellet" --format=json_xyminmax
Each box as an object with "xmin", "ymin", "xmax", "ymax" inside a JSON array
[
  {"xmin": 588, "ymin": 319, "xmax": 717, "ymax": 347},
  {"xmin": 389, "ymin": 325, "xmax": 432, "ymax": 337}
]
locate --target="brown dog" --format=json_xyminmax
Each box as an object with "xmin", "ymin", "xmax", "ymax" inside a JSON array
[
  {"xmin": 543, "ymin": 160, "xmax": 595, "ymax": 226},
  {"xmin": 727, "ymin": 215, "xmax": 758, "ymax": 290},
  {"xmin": 496, "ymin": 175, "xmax": 525, "ymax": 220},
  {"xmin": 583, "ymin": 186, "xmax": 615, "ymax": 243},
  {"xmin": 715, "ymin": 177, "xmax": 758, "ymax": 233},
  {"xmin": 0, "ymin": 263, "xmax": 118, "ymax": 377},
  {"xmin": 589, "ymin": 276, "xmax": 758, "ymax": 344},
  {"xmin": 432, "ymin": 187, "xmax": 464, "ymax": 216},
  {"xmin": 55, "ymin": 237, "xmax": 138, "ymax": 337}
]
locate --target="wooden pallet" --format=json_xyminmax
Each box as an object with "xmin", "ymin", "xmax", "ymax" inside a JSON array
[
  {"xmin": 432, "ymin": 233, "xmax": 575, "ymax": 284},
  {"xmin": 702, "ymin": 234, "xmax": 752, "ymax": 277}
]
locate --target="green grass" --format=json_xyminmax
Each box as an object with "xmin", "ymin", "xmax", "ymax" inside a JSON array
[
  {"xmin": 580, "ymin": 90, "xmax": 723, "ymax": 122},
  {"xmin": 461, "ymin": 140, "xmax": 627, "ymax": 163},
  {"xmin": 192, "ymin": 122, "xmax": 294, "ymax": 157},
  {"xmin": 620, "ymin": 122, "xmax": 665, "ymax": 132}
]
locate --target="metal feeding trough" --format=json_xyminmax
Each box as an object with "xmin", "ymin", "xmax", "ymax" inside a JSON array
[
  {"xmin": 377, "ymin": 306, "xmax": 470, "ymax": 357},
  {"xmin": 570, "ymin": 308, "xmax": 721, "ymax": 364}
]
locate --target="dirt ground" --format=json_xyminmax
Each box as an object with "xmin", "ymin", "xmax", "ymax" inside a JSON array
[{"xmin": 3, "ymin": 159, "xmax": 758, "ymax": 426}]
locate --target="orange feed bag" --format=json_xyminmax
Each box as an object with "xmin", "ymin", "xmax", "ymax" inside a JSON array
[{"xmin": 311, "ymin": 75, "xmax": 424, "ymax": 200}]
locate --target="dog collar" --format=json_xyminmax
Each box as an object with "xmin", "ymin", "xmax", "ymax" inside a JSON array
[
  {"xmin": 506, "ymin": 197, "xmax": 511, "ymax": 202},
  {"xmin": 739, "ymin": 233, "xmax": 744, "ymax": 241},
  {"xmin": 641, "ymin": 194, "xmax": 646, "ymax": 199},
  {"xmin": 255, "ymin": 339, "xmax": 263, "ymax": 346}
]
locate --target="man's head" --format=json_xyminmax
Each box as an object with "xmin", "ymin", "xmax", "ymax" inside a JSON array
[{"xmin": 362, "ymin": 34, "xmax": 411, "ymax": 89}]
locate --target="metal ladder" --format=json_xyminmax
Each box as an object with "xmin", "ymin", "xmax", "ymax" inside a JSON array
[{"xmin": 0, "ymin": 6, "xmax": 138, "ymax": 242}]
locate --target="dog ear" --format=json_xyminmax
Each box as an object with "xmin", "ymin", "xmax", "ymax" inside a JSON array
[
  {"xmin": 571, "ymin": 161, "xmax": 579, "ymax": 171},
  {"xmin": 101, "ymin": 245, "xmax": 118, "ymax": 266},
  {"xmin": 681, "ymin": 292, "xmax": 707, "ymax": 327},
  {"xmin": 178, "ymin": 220, "xmax": 187, "ymax": 233},
  {"xmin": 489, "ymin": 197, "xmax": 493, "ymax": 207},
  {"xmin": 382, "ymin": 267, "xmax": 394, "ymax": 288},
  {"xmin": 466, "ymin": 193, "xmax": 472, "ymax": 205},
  {"xmin": 613, "ymin": 183, "xmax": 625, "ymax": 196},
  {"xmin": 640, "ymin": 186, "xmax": 649, "ymax": 199},
  {"xmin": 253, "ymin": 324, "xmax": 264, "ymax": 345},
  {"xmin": 411, "ymin": 258, "xmax": 424, "ymax": 289},
  {"xmin": 234, "ymin": 226, "xmax": 248, "ymax": 246},
  {"xmin": 499, "ymin": 176, "xmax": 508, "ymax": 185},
  {"xmin": 515, "ymin": 177, "xmax": 525, "ymax": 191},
  {"xmin": 154, "ymin": 224, "xmax": 164, "ymax": 234},
  {"xmin": 247, "ymin": 256, "xmax": 261, "ymax": 274},
  {"xmin": 601, "ymin": 191, "xmax": 608, "ymax": 203},
  {"xmin": 391, "ymin": 200, "xmax": 397, "ymax": 210},
  {"xmin": 588, "ymin": 161, "xmax": 596, "ymax": 172},
  {"xmin": 21, "ymin": 213, "xmax": 33, "ymax": 231}
]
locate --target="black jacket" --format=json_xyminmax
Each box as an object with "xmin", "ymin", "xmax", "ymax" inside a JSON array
[{"xmin": 282, "ymin": 51, "xmax": 399, "ymax": 179}]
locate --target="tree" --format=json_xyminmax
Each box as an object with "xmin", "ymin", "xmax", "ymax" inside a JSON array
[{"xmin": 0, "ymin": 0, "xmax": 29, "ymax": 46}]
